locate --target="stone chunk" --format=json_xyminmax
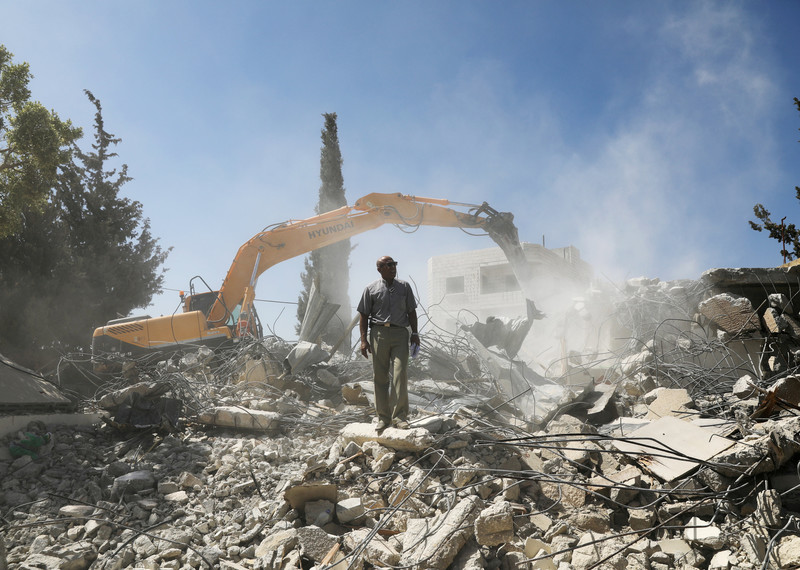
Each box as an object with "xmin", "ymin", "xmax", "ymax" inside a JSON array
[
  {"xmin": 341, "ymin": 423, "xmax": 434, "ymax": 452},
  {"xmin": 732, "ymin": 374, "xmax": 758, "ymax": 399},
  {"xmin": 769, "ymin": 293, "xmax": 794, "ymax": 314},
  {"xmin": 763, "ymin": 307, "xmax": 789, "ymax": 333},
  {"xmin": 296, "ymin": 525, "xmax": 338, "ymax": 563},
  {"xmin": 111, "ymin": 470, "xmax": 155, "ymax": 499},
  {"xmin": 683, "ymin": 516, "xmax": 723, "ymax": 549},
  {"xmin": 336, "ymin": 497, "xmax": 365, "ymax": 524},
  {"xmin": 344, "ymin": 528, "xmax": 400, "ymax": 567},
  {"xmin": 474, "ymin": 501, "xmax": 514, "ymax": 546},
  {"xmin": 775, "ymin": 535, "xmax": 800, "ymax": 568},
  {"xmin": 305, "ymin": 499, "xmax": 334, "ymax": 526},
  {"xmin": 255, "ymin": 528, "xmax": 298, "ymax": 558},
  {"xmin": 698, "ymin": 293, "xmax": 760, "ymax": 334},
  {"xmin": 58, "ymin": 505, "xmax": 95, "ymax": 518},
  {"xmin": 540, "ymin": 481, "xmax": 586, "ymax": 508}
]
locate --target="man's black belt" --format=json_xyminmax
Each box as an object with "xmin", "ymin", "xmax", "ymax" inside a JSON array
[{"xmin": 371, "ymin": 322, "xmax": 404, "ymax": 328}]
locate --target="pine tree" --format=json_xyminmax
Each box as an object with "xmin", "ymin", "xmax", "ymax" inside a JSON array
[
  {"xmin": 296, "ymin": 113, "xmax": 351, "ymax": 342},
  {"xmin": 0, "ymin": 91, "xmax": 169, "ymax": 370}
]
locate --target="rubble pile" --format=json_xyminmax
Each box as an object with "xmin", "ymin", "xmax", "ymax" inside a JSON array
[{"xmin": 4, "ymin": 267, "xmax": 800, "ymax": 569}]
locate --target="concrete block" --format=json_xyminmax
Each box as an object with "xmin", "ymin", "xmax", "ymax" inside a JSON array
[
  {"xmin": 613, "ymin": 416, "xmax": 734, "ymax": 482},
  {"xmin": 775, "ymin": 535, "xmax": 800, "ymax": 568},
  {"xmin": 474, "ymin": 501, "xmax": 514, "ymax": 546},
  {"xmin": 708, "ymin": 549, "xmax": 732, "ymax": 569},
  {"xmin": 784, "ymin": 313, "xmax": 800, "ymax": 338},
  {"xmin": 628, "ymin": 508, "xmax": 656, "ymax": 531},
  {"xmin": 523, "ymin": 538, "xmax": 557, "ymax": 570},
  {"xmin": 58, "ymin": 505, "xmax": 95, "ymax": 518},
  {"xmin": 570, "ymin": 531, "xmax": 606, "ymax": 569},
  {"xmin": 770, "ymin": 375, "xmax": 800, "ymax": 406},
  {"xmin": 572, "ymin": 509, "xmax": 612, "ymax": 533}
]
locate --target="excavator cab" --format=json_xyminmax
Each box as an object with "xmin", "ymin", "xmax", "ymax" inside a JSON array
[{"xmin": 182, "ymin": 290, "xmax": 219, "ymax": 316}]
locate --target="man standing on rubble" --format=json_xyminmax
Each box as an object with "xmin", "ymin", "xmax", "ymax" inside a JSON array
[{"xmin": 358, "ymin": 255, "xmax": 420, "ymax": 431}]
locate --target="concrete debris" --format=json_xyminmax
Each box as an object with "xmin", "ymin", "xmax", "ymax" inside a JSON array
[
  {"xmin": 8, "ymin": 266, "xmax": 800, "ymax": 568},
  {"xmin": 698, "ymin": 292, "xmax": 761, "ymax": 334},
  {"xmin": 0, "ymin": 352, "xmax": 74, "ymax": 414},
  {"xmin": 197, "ymin": 406, "xmax": 281, "ymax": 432}
]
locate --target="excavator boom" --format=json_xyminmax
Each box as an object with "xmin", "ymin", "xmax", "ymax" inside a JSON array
[{"xmin": 91, "ymin": 192, "xmax": 527, "ymax": 370}]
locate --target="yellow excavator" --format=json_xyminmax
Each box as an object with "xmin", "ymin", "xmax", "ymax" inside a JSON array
[{"xmin": 91, "ymin": 192, "xmax": 529, "ymax": 371}]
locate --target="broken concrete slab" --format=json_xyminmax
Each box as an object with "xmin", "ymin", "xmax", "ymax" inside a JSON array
[
  {"xmin": 711, "ymin": 416, "xmax": 800, "ymax": 477},
  {"xmin": 698, "ymin": 292, "xmax": 760, "ymax": 335},
  {"xmin": 0, "ymin": 352, "xmax": 73, "ymax": 414},
  {"xmin": 400, "ymin": 495, "xmax": 483, "ymax": 569},
  {"xmin": 612, "ymin": 416, "xmax": 735, "ymax": 482}
]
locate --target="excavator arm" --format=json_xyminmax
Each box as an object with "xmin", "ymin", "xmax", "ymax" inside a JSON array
[{"xmin": 207, "ymin": 192, "xmax": 522, "ymax": 326}]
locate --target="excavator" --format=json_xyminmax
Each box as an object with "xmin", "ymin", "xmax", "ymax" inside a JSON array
[{"xmin": 91, "ymin": 192, "xmax": 532, "ymax": 371}]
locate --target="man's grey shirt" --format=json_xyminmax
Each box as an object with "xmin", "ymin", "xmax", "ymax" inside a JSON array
[{"xmin": 357, "ymin": 278, "xmax": 417, "ymax": 327}]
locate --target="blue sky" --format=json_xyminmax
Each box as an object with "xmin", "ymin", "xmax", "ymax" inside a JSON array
[{"xmin": 3, "ymin": 1, "xmax": 800, "ymax": 339}]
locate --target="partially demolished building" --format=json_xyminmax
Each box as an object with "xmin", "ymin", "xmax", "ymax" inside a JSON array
[{"xmin": 4, "ymin": 263, "xmax": 800, "ymax": 569}]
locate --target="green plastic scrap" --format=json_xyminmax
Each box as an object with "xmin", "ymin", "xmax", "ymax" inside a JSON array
[{"xmin": 9, "ymin": 431, "xmax": 51, "ymax": 459}]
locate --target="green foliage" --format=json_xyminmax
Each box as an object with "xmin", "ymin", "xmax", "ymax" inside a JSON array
[
  {"xmin": 750, "ymin": 98, "xmax": 800, "ymax": 262},
  {"xmin": 0, "ymin": 90, "xmax": 170, "ymax": 370},
  {"xmin": 0, "ymin": 45, "xmax": 81, "ymax": 238}
]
